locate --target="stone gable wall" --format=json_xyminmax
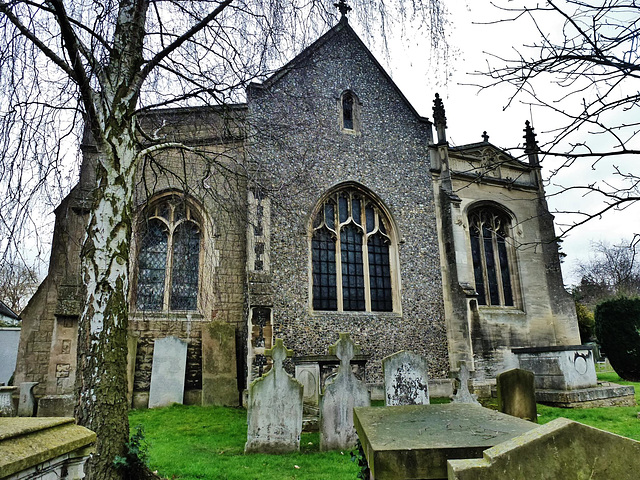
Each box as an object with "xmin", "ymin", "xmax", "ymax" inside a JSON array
[{"xmin": 248, "ymin": 24, "xmax": 448, "ymax": 382}]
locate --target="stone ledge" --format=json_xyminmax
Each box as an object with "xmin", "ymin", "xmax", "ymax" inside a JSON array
[
  {"xmin": 536, "ymin": 383, "xmax": 636, "ymax": 408},
  {"xmin": 513, "ymin": 345, "xmax": 595, "ymax": 354},
  {"xmin": 0, "ymin": 417, "xmax": 95, "ymax": 478}
]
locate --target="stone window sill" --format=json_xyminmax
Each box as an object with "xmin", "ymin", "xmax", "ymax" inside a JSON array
[{"xmin": 130, "ymin": 311, "xmax": 206, "ymax": 322}]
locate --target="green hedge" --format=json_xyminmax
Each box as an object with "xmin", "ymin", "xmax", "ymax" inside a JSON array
[{"xmin": 595, "ymin": 296, "xmax": 640, "ymax": 381}]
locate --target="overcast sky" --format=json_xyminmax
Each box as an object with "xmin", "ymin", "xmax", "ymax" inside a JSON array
[
  {"xmin": 18, "ymin": 1, "xmax": 638, "ymax": 288},
  {"xmin": 371, "ymin": 1, "xmax": 639, "ymax": 286}
]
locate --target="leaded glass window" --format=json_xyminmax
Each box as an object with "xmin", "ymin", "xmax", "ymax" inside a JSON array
[
  {"xmin": 312, "ymin": 189, "xmax": 394, "ymax": 312},
  {"xmin": 469, "ymin": 207, "xmax": 515, "ymax": 307},
  {"xmin": 343, "ymin": 93, "xmax": 354, "ymax": 130},
  {"xmin": 136, "ymin": 196, "xmax": 201, "ymax": 311},
  {"xmin": 340, "ymin": 90, "xmax": 360, "ymax": 133}
]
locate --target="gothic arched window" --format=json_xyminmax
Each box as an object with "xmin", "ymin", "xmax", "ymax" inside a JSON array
[
  {"xmin": 136, "ymin": 195, "xmax": 201, "ymax": 311},
  {"xmin": 340, "ymin": 90, "xmax": 360, "ymax": 133},
  {"xmin": 312, "ymin": 189, "xmax": 394, "ymax": 312},
  {"xmin": 468, "ymin": 206, "xmax": 516, "ymax": 307}
]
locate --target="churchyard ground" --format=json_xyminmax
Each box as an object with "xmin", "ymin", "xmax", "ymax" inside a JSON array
[{"xmin": 129, "ymin": 373, "xmax": 640, "ymax": 480}]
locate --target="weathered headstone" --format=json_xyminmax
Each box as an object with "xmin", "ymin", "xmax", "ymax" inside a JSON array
[
  {"xmin": 320, "ymin": 333, "xmax": 370, "ymax": 451},
  {"xmin": 295, "ymin": 363, "xmax": 321, "ymax": 406},
  {"xmin": 0, "ymin": 418, "xmax": 96, "ymax": 479},
  {"xmin": 148, "ymin": 336, "xmax": 188, "ymax": 408},
  {"xmin": 448, "ymin": 417, "xmax": 640, "ymax": 479},
  {"xmin": 354, "ymin": 403, "xmax": 537, "ymax": 480},
  {"xmin": 0, "ymin": 386, "xmax": 17, "ymax": 417},
  {"xmin": 245, "ymin": 338, "xmax": 303, "ymax": 454},
  {"xmin": 497, "ymin": 368, "xmax": 537, "ymax": 422},
  {"xmin": 382, "ymin": 350, "xmax": 430, "ymax": 406},
  {"xmin": 18, "ymin": 382, "xmax": 38, "ymax": 417},
  {"xmin": 451, "ymin": 361, "xmax": 480, "ymax": 405},
  {"xmin": 202, "ymin": 321, "xmax": 239, "ymax": 406}
]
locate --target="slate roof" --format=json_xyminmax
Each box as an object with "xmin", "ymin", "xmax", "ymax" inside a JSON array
[{"xmin": 0, "ymin": 300, "xmax": 19, "ymax": 320}]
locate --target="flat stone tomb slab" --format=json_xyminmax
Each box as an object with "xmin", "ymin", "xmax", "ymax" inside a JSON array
[{"xmin": 354, "ymin": 403, "xmax": 537, "ymax": 480}]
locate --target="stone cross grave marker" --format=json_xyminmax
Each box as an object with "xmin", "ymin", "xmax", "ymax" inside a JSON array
[
  {"xmin": 245, "ymin": 338, "xmax": 303, "ymax": 454},
  {"xmin": 148, "ymin": 336, "xmax": 188, "ymax": 408},
  {"xmin": 382, "ymin": 350, "xmax": 430, "ymax": 406},
  {"xmin": 320, "ymin": 333, "xmax": 370, "ymax": 451},
  {"xmin": 497, "ymin": 368, "xmax": 537, "ymax": 422},
  {"xmin": 451, "ymin": 361, "xmax": 480, "ymax": 405},
  {"xmin": 18, "ymin": 382, "xmax": 39, "ymax": 417}
]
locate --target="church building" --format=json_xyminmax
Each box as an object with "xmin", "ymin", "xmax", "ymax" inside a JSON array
[{"xmin": 14, "ymin": 12, "xmax": 580, "ymax": 412}]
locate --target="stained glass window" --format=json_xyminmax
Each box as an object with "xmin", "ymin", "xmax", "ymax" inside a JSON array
[
  {"xmin": 341, "ymin": 224, "xmax": 365, "ymax": 311},
  {"xmin": 311, "ymin": 189, "xmax": 394, "ymax": 312},
  {"xmin": 368, "ymin": 233, "xmax": 393, "ymax": 312},
  {"xmin": 170, "ymin": 222, "xmax": 200, "ymax": 310},
  {"xmin": 136, "ymin": 196, "xmax": 201, "ymax": 311},
  {"xmin": 137, "ymin": 220, "xmax": 168, "ymax": 310},
  {"xmin": 312, "ymin": 227, "xmax": 338, "ymax": 310},
  {"xmin": 469, "ymin": 207, "xmax": 515, "ymax": 307}
]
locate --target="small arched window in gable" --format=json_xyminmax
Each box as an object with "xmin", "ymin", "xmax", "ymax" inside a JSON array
[
  {"xmin": 311, "ymin": 188, "xmax": 395, "ymax": 312},
  {"xmin": 468, "ymin": 206, "xmax": 517, "ymax": 307},
  {"xmin": 340, "ymin": 90, "xmax": 360, "ymax": 133},
  {"xmin": 136, "ymin": 195, "xmax": 201, "ymax": 311}
]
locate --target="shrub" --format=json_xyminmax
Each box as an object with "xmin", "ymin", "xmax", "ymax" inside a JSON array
[
  {"xmin": 575, "ymin": 301, "xmax": 596, "ymax": 343},
  {"xmin": 595, "ymin": 296, "xmax": 640, "ymax": 381},
  {"xmin": 114, "ymin": 425, "xmax": 158, "ymax": 480}
]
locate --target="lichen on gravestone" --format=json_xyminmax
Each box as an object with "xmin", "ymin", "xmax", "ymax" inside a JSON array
[
  {"xmin": 451, "ymin": 361, "xmax": 480, "ymax": 405},
  {"xmin": 320, "ymin": 333, "xmax": 370, "ymax": 451},
  {"xmin": 245, "ymin": 338, "xmax": 303, "ymax": 454}
]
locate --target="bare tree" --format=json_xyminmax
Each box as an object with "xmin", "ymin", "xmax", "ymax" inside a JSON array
[
  {"xmin": 0, "ymin": 1, "xmax": 447, "ymax": 478},
  {"xmin": 477, "ymin": 1, "xmax": 640, "ymax": 236},
  {"xmin": 573, "ymin": 238, "xmax": 640, "ymax": 305},
  {"xmin": 0, "ymin": 260, "xmax": 39, "ymax": 315}
]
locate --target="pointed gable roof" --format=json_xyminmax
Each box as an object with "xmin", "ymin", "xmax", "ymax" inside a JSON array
[
  {"xmin": 448, "ymin": 141, "xmax": 539, "ymax": 190},
  {"xmin": 0, "ymin": 300, "xmax": 19, "ymax": 321},
  {"xmin": 248, "ymin": 19, "xmax": 431, "ymax": 124},
  {"xmin": 450, "ymin": 141, "xmax": 528, "ymax": 169}
]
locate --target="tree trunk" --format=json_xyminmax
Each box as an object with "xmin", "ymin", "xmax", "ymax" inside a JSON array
[{"xmin": 76, "ymin": 129, "xmax": 137, "ymax": 480}]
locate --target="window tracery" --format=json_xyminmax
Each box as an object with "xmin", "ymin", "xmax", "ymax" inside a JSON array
[
  {"xmin": 136, "ymin": 195, "xmax": 201, "ymax": 311},
  {"xmin": 468, "ymin": 206, "xmax": 516, "ymax": 307},
  {"xmin": 312, "ymin": 189, "xmax": 394, "ymax": 312}
]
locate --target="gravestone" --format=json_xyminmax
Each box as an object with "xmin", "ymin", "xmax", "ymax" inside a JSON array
[
  {"xmin": 295, "ymin": 363, "xmax": 321, "ymax": 406},
  {"xmin": 320, "ymin": 333, "xmax": 370, "ymax": 451},
  {"xmin": 202, "ymin": 321, "xmax": 239, "ymax": 406},
  {"xmin": 245, "ymin": 338, "xmax": 303, "ymax": 454},
  {"xmin": 451, "ymin": 361, "xmax": 480, "ymax": 405},
  {"xmin": 18, "ymin": 382, "xmax": 38, "ymax": 417},
  {"xmin": 382, "ymin": 350, "xmax": 430, "ymax": 406},
  {"xmin": 448, "ymin": 417, "xmax": 640, "ymax": 479},
  {"xmin": 148, "ymin": 336, "xmax": 188, "ymax": 408},
  {"xmin": 0, "ymin": 386, "xmax": 17, "ymax": 417},
  {"xmin": 497, "ymin": 368, "xmax": 537, "ymax": 422},
  {"xmin": 0, "ymin": 418, "xmax": 95, "ymax": 479},
  {"xmin": 354, "ymin": 403, "xmax": 537, "ymax": 480}
]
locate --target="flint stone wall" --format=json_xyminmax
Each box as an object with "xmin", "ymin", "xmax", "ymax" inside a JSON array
[{"xmin": 248, "ymin": 22, "xmax": 448, "ymax": 384}]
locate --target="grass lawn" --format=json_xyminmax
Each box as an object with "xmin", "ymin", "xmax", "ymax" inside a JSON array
[
  {"xmin": 128, "ymin": 405, "xmax": 360, "ymax": 480},
  {"xmin": 129, "ymin": 373, "xmax": 639, "ymax": 479},
  {"xmin": 537, "ymin": 372, "xmax": 640, "ymax": 441}
]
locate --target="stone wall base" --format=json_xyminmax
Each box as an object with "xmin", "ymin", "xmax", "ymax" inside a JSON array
[{"xmin": 536, "ymin": 383, "xmax": 636, "ymax": 408}]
